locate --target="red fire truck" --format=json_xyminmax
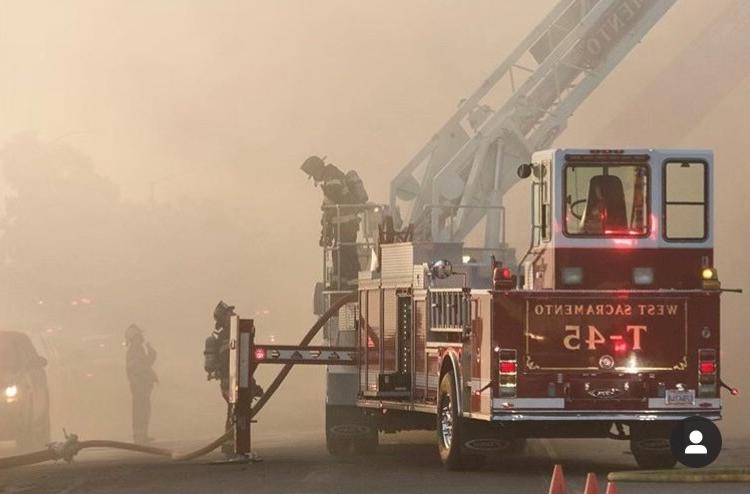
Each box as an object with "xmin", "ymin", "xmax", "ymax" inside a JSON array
[{"xmin": 317, "ymin": 148, "xmax": 732, "ymax": 470}]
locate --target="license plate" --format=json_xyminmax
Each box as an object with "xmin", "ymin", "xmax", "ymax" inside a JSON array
[{"xmin": 665, "ymin": 389, "xmax": 695, "ymax": 406}]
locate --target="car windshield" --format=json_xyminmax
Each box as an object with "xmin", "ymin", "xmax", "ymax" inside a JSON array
[{"xmin": 564, "ymin": 163, "xmax": 649, "ymax": 236}]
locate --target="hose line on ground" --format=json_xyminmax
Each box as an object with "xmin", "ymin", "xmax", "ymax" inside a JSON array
[{"xmin": 0, "ymin": 292, "xmax": 356, "ymax": 470}]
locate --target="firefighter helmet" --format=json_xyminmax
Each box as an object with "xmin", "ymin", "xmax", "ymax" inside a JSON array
[
  {"xmin": 301, "ymin": 155, "xmax": 326, "ymax": 181},
  {"xmin": 124, "ymin": 323, "xmax": 143, "ymax": 341}
]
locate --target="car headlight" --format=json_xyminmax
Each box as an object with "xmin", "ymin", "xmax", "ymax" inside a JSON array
[{"xmin": 4, "ymin": 385, "xmax": 18, "ymax": 399}]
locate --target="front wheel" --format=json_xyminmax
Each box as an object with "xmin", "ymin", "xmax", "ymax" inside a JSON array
[{"xmin": 437, "ymin": 372, "xmax": 483, "ymax": 470}]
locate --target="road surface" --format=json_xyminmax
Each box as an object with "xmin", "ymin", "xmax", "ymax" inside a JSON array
[{"xmin": 1, "ymin": 431, "xmax": 748, "ymax": 493}]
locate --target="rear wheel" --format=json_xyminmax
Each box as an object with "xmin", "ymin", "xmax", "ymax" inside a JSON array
[
  {"xmin": 630, "ymin": 424, "xmax": 677, "ymax": 469},
  {"xmin": 353, "ymin": 425, "xmax": 378, "ymax": 455},
  {"xmin": 437, "ymin": 371, "xmax": 484, "ymax": 470}
]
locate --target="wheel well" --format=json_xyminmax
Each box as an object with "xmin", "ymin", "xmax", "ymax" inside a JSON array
[
  {"xmin": 438, "ymin": 352, "xmax": 462, "ymax": 414},
  {"xmin": 440, "ymin": 355, "xmax": 456, "ymax": 380}
]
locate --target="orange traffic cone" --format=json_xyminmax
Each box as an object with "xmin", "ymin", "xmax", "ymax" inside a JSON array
[
  {"xmin": 604, "ymin": 481, "xmax": 618, "ymax": 494},
  {"xmin": 583, "ymin": 473, "xmax": 599, "ymax": 494},
  {"xmin": 548, "ymin": 464, "xmax": 566, "ymax": 494}
]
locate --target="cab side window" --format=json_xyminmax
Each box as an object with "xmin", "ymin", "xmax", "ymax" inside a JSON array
[{"xmin": 664, "ymin": 161, "xmax": 707, "ymax": 240}]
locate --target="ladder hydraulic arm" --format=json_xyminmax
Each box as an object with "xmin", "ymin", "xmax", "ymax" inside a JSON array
[{"xmin": 389, "ymin": 0, "xmax": 676, "ymax": 258}]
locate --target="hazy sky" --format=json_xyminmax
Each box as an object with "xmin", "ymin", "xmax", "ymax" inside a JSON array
[{"xmin": 0, "ymin": 0, "xmax": 741, "ymax": 202}]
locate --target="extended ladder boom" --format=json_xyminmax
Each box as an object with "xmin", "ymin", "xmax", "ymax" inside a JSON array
[{"xmin": 389, "ymin": 0, "xmax": 676, "ymax": 260}]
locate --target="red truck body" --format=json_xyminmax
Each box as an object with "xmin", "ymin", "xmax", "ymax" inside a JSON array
[{"xmin": 335, "ymin": 149, "xmax": 727, "ymax": 469}]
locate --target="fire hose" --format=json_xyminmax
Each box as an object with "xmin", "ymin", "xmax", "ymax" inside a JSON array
[{"xmin": 0, "ymin": 292, "xmax": 356, "ymax": 470}]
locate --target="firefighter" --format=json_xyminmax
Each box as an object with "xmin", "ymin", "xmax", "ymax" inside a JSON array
[
  {"xmin": 204, "ymin": 301, "xmax": 263, "ymax": 455},
  {"xmin": 301, "ymin": 155, "xmax": 369, "ymax": 286},
  {"xmin": 124, "ymin": 324, "xmax": 157, "ymax": 444}
]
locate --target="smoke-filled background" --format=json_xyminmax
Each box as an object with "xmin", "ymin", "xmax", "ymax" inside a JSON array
[{"xmin": 0, "ymin": 0, "xmax": 747, "ymax": 441}]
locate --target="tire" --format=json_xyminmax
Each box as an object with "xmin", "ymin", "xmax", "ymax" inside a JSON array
[
  {"xmin": 353, "ymin": 426, "xmax": 378, "ymax": 455},
  {"xmin": 630, "ymin": 425, "xmax": 677, "ymax": 470},
  {"xmin": 437, "ymin": 371, "xmax": 484, "ymax": 470}
]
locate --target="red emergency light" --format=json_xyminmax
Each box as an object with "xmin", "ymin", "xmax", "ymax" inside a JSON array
[
  {"xmin": 604, "ymin": 228, "xmax": 645, "ymax": 236},
  {"xmin": 493, "ymin": 266, "xmax": 515, "ymax": 289},
  {"xmin": 254, "ymin": 348, "xmax": 266, "ymax": 361},
  {"xmin": 499, "ymin": 361, "xmax": 517, "ymax": 374},
  {"xmin": 699, "ymin": 361, "xmax": 716, "ymax": 375}
]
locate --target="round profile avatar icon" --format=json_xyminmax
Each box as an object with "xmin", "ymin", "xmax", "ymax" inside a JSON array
[{"xmin": 669, "ymin": 416, "xmax": 722, "ymax": 468}]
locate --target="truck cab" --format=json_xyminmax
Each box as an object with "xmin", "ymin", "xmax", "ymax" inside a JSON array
[{"xmin": 521, "ymin": 148, "xmax": 714, "ymax": 291}]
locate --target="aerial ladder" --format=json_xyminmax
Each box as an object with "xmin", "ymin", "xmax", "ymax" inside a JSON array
[
  {"xmin": 389, "ymin": 0, "xmax": 677, "ymax": 266},
  {"xmin": 154, "ymin": 0, "xmax": 738, "ymax": 462}
]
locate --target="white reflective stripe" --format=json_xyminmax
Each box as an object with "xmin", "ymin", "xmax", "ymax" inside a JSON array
[
  {"xmin": 239, "ymin": 333, "xmax": 250, "ymax": 389},
  {"xmin": 260, "ymin": 349, "xmax": 356, "ymax": 362},
  {"xmin": 492, "ymin": 398, "xmax": 565, "ymax": 409},
  {"xmin": 648, "ymin": 398, "xmax": 721, "ymax": 409},
  {"xmin": 491, "ymin": 412, "xmax": 721, "ymax": 422}
]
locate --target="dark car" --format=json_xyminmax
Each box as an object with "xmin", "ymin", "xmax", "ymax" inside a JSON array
[{"xmin": 0, "ymin": 331, "xmax": 50, "ymax": 451}]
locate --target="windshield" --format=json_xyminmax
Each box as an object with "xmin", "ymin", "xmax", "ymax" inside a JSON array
[{"xmin": 564, "ymin": 164, "xmax": 649, "ymax": 236}]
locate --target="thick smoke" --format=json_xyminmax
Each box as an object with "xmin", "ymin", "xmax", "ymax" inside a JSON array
[{"xmin": 0, "ymin": 0, "xmax": 747, "ymax": 443}]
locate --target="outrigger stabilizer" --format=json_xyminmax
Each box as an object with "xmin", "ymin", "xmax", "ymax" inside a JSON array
[{"xmin": 226, "ymin": 295, "xmax": 358, "ymax": 461}]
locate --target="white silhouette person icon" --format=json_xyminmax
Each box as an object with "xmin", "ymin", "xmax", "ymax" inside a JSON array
[{"xmin": 684, "ymin": 430, "xmax": 708, "ymax": 455}]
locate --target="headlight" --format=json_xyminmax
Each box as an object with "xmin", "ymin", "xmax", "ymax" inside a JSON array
[
  {"xmin": 561, "ymin": 267, "xmax": 583, "ymax": 285},
  {"xmin": 702, "ymin": 267, "xmax": 717, "ymax": 280},
  {"xmin": 4, "ymin": 385, "xmax": 17, "ymax": 399},
  {"xmin": 633, "ymin": 267, "xmax": 654, "ymax": 285},
  {"xmin": 701, "ymin": 267, "xmax": 721, "ymax": 290}
]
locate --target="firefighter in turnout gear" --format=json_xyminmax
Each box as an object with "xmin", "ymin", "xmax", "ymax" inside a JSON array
[
  {"xmin": 124, "ymin": 324, "xmax": 157, "ymax": 444},
  {"xmin": 301, "ymin": 155, "xmax": 369, "ymax": 287},
  {"xmin": 204, "ymin": 301, "xmax": 263, "ymax": 455}
]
